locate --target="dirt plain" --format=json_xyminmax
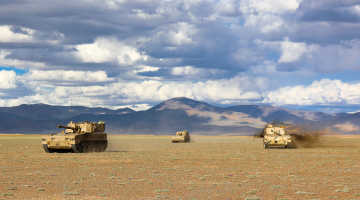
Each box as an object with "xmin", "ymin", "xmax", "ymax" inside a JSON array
[{"xmin": 0, "ymin": 135, "xmax": 360, "ymax": 200}]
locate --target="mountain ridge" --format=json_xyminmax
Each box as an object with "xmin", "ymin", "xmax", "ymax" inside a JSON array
[
  {"xmin": 0, "ymin": 97, "xmax": 358, "ymax": 135},
  {"xmin": 0, "ymin": 104, "xmax": 135, "ymax": 121}
]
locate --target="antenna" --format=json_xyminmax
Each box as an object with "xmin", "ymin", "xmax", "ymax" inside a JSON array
[{"xmin": 70, "ymin": 88, "xmax": 72, "ymax": 122}]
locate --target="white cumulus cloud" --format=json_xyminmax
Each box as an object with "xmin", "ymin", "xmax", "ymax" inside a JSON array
[
  {"xmin": 158, "ymin": 22, "xmax": 198, "ymax": 46},
  {"xmin": 238, "ymin": 0, "xmax": 300, "ymax": 33},
  {"xmin": 263, "ymin": 79, "xmax": 360, "ymax": 105},
  {"xmin": 171, "ymin": 66, "xmax": 216, "ymax": 78},
  {"xmin": 239, "ymin": 0, "xmax": 301, "ymax": 14},
  {"xmin": 0, "ymin": 70, "xmax": 18, "ymax": 89},
  {"xmin": 70, "ymin": 37, "xmax": 145, "ymax": 65},
  {"xmin": 0, "ymin": 25, "xmax": 36, "ymax": 43},
  {"xmin": 0, "ymin": 25, "xmax": 64, "ymax": 44},
  {"xmin": 278, "ymin": 38, "xmax": 310, "ymax": 63},
  {"xmin": 23, "ymin": 70, "xmax": 113, "ymax": 82},
  {"xmin": 0, "ymin": 75, "xmax": 266, "ymax": 108}
]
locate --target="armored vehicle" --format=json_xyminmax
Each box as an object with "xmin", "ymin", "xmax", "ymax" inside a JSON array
[
  {"xmin": 171, "ymin": 130, "xmax": 190, "ymax": 143},
  {"xmin": 42, "ymin": 121, "xmax": 107, "ymax": 153},
  {"xmin": 263, "ymin": 125, "xmax": 291, "ymax": 149}
]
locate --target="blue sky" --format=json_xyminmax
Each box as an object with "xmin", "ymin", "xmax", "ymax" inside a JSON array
[
  {"xmin": 0, "ymin": 67, "xmax": 28, "ymax": 75},
  {"xmin": 0, "ymin": 0, "xmax": 360, "ymax": 113}
]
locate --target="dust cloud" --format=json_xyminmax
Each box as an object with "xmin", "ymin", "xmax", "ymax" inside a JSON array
[
  {"xmin": 290, "ymin": 132, "xmax": 320, "ymax": 148},
  {"xmin": 289, "ymin": 123, "xmax": 359, "ymax": 148},
  {"xmin": 106, "ymin": 140, "xmax": 124, "ymax": 152}
]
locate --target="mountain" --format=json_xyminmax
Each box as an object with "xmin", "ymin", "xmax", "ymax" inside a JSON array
[
  {"xmin": 69, "ymin": 99, "xmax": 262, "ymax": 135},
  {"xmin": 0, "ymin": 97, "xmax": 357, "ymax": 135},
  {"xmin": 289, "ymin": 112, "xmax": 360, "ymax": 135},
  {"xmin": 149, "ymin": 97, "xmax": 225, "ymax": 113},
  {"xmin": 0, "ymin": 104, "xmax": 134, "ymax": 120},
  {"xmin": 226, "ymin": 105, "xmax": 346, "ymax": 123}
]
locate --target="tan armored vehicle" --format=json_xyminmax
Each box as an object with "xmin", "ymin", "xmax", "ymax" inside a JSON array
[
  {"xmin": 171, "ymin": 130, "xmax": 190, "ymax": 143},
  {"xmin": 263, "ymin": 125, "xmax": 291, "ymax": 148},
  {"xmin": 42, "ymin": 121, "xmax": 107, "ymax": 153}
]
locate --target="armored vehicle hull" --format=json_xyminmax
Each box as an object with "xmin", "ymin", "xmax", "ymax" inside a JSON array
[
  {"xmin": 42, "ymin": 133, "xmax": 107, "ymax": 153},
  {"xmin": 171, "ymin": 130, "xmax": 190, "ymax": 143},
  {"xmin": 263, "ymin": 125, "xmax": 291, "ymax": 149},
  {"xmin": 42, "ymin": 121, "xmax": 108, "ymax": 153}
]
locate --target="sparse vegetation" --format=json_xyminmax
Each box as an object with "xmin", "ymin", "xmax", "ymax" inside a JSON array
[
  {"xmin": 245, "ymin": 196, "xmax": 261, "ymax": 200},
  {"xmin": 154, "ymin": 189, "xmax": 169, "ymax": 193},
  {"xmin": 0, "ymin": 193, "xmax": 13, "ymax": 196},
  {"xmin": 62, "ymin": 192, "xmax": 79, "ymax": 195},
  {"xmin": 295, "ymin": 191, "xmax": 315, "ymax": 195}
]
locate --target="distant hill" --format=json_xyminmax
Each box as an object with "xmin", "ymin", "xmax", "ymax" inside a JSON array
[
  {"xmin": 226, "ymin": 105, "xmax": 347, "ymax": 123},
  {"xmin": 289, "ymin": 112, "xmax": 360, "ymax": 135},
  {"xmin": 0, "ymin": 97, "xmax": 358, "ymax": 135},
  {"xmin": 0, "ymin": 104, "xmax": 134, "ymax": 120}
]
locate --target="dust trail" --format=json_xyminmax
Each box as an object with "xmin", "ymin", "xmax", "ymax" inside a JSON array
[
  {"xmin": 190, "ymin": 136, "xmax": 199, "ymax": 143},
  {"xmin": 105, "ymin": 141, "xmax": 116, "ymax": 152},
  {"xmin": 289, "ymin": 123, "xmax": 348, "ymax": 148},
  {"xmin": 106, "ymin": 138, "xmax": 127, "ymax": 152},
  {"xmin": 290, "ymin": 132, "xmax": 320, "ymax": 148}
]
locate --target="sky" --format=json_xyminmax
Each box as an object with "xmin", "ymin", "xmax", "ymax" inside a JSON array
[{"xmin": 1, "ymin": 0, "xmax": 360, "ymax": 113}]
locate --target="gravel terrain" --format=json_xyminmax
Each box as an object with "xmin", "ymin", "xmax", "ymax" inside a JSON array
[{"xmin": 0, "ymin": 135, "xmax": 360, "ymax": 199}]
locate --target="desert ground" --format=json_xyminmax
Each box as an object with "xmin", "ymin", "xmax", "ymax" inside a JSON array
[{"xmin": 0, "ymin": 135, "xmax": 360, "ymax": 199}]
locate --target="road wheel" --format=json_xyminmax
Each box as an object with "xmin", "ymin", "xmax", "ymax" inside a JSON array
[
  {"xmin": 78, "ymin": 145, "xmax": 83, "ymax": 153},
  {"xmin": 287, "ymin": 142, "xmax": 291, "ymax": 149},
  {"xmin": 83, "ymin": 145, "xmax": 88, "ymax": 153},
  {"xmin": 97, "ymin": 145, "xmax": 102, "ymax": 152},
  {"xmin": 264, "ymin": 143, "xmax": 268, "ymax": 149}
]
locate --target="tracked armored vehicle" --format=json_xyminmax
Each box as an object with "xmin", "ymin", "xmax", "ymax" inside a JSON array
[
  {"xmin": 263, "ymin": 125, "xmax": 291, "ymax": 149},
  {"xmin": 171, "ymin": 130, "xmax": 190, "ymax": 143},
  {"xmin": 42, "ymin": 121, "xmax": 107, "ymax": 153}
]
